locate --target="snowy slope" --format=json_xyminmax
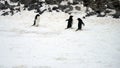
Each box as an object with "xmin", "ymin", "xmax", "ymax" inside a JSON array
[{"xmin": 0, "ymin": 10, "xmax": 120, "ymax": 68}]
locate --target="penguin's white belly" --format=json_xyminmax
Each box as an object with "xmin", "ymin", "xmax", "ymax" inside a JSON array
[{"xmin": 36, "ymin": 16, "xmax": 40, "ymax": 26}]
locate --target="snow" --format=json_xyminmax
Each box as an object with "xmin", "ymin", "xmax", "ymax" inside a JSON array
[
  {"xmin": 60, "ymin": 1, "xmax": 68, "ymax": 5},
  {"xmin": 0, "ymin": 10, "xmax": 120, "ymax": 68}
]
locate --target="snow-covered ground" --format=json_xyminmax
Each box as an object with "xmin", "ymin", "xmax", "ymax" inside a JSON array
[{"xmin": 0, "ymin": 10, "xmax": 120, "ymax": 68}]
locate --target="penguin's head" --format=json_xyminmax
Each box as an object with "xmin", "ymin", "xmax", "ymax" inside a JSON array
[
  {"xmin": 36, "ymin": 14, "xmax": 40, "ymax": 17},
  {"xmin": 77, "ymin": 18, "xmax": 81, "ymax": 20},
  {"xmin": 70, "ymin": 15, "xmax": 73, "ymax": 18}
]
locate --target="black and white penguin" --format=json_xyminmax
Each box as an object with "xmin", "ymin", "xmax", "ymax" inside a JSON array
[
  {"xmin": 76, "ymin": 18, "xmax": 85, "ymax": 31},
  {"xmin": 66, "ymin": 15, "xmax": 73, "ymax": 29},
  {"xmin": 32, "ymin": 14, "xmax": 40, "ymax": 27}
]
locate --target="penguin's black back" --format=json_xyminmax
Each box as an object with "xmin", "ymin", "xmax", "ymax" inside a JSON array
[{"xmin": 35, "ymin": 14, "xmax": 40, "ymax": 19}]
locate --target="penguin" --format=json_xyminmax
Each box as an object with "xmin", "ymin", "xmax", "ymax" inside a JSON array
[
  {"xmin": 32, "ymin": 14, "xmax": 40, "ymax": 27},
  {"xmin": 76, "ymin": 18, "xmax": 85, "ymax": 31},
  {"xmin": 66, "ymin": 15, "xmax": 73, "ymax": 29}
]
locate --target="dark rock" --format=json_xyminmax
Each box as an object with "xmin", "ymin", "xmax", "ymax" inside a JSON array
[
  {"xmin": 0, "ymin": 3, "xmax": 7, "ymax": 10},
  {"xmin": 75, "ymin": 6, "xmax": 81, "ymax": 11},
  {"xmin": 52, "ymin": 6, "xmax": 59, "ymax": 10},
  {"xmin": 10, "ymin": 0, "xmax": 18, "ymax": 2},
  {"xmin": 1, "ymin": 12, "xmax": 9, "ymax": 16}
]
